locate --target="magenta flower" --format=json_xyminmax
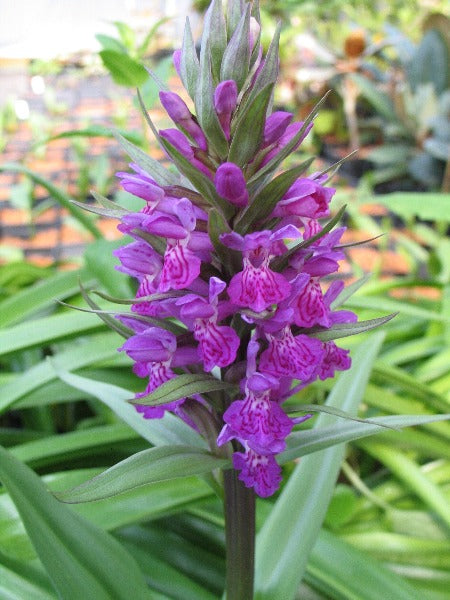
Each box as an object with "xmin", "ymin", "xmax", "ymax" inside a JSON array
[
  {"xmin": 221, "ymin": 226, "xmax": 299, "ymax": 313},
  {"xmin": 177, "ymin": 278, "xmax": 240, "ymax": 372},
  {"xmin": 106, "ymin": 1, "xmax": 370, "ymax": 500}
]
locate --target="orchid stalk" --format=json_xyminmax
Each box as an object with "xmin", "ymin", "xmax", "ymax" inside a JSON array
[{"xmin": 105, "ymin": 1, "xmax": 379, "ymax": 597}]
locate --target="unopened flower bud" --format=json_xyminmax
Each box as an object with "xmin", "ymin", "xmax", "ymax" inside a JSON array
[
  {"xmin": 160, "ymin": 91, "xmax": 208, "ymax": 151},
  {"xmin": 215, "ymin": 162, "xmax": 249, "ymax": 207},
  {"xmin": 214, "ymin": 80, "xmax": 238, "ymax": 139}
]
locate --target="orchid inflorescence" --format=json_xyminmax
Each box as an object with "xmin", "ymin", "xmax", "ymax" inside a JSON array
[{"xmin": 111, "ymin": 0, "xmax": 360, "ymax": 497}]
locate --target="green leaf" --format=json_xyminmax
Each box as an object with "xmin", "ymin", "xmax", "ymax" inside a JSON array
[
  {"xmin": 375, "ymin": 192, "xmax": 450, "ymax": 223},
  {"xmin": 254, "ymin": 333, "xmax": 385, "ymax": 600},
  {"xmin": 84, "ymin": 238, "xmax": 133, "ymax": 298},
  {"xmin": 195, "ymin": 40, "xmax": 229, "ymax": 159},
  {"xmin": 359, "ymin": 441, "xmax": 450, "ymax": 530},
  {"xmin": 0, "ymin": 332, "xmax": 120, "ymax": 414},
  {"xmin": 349, "ymin": 72, "xmax": 396, "ymax": 120},
  {"xmin": 201, "ymin": 0, "xmax": 227, "ymax": 82},
  {"xmin": 330, "ymin": 274, "xmax": 371, "ymax": 309},
  {"xmin": 0, "ymin": 268, "xmax": 91, "ymax": 328},
  {"xmin": 280, "ymin": 413, "xmax": 450, "ymax": 464},
  {"xmin": 56, "ymin": 369, "xmax": 205, "ymax": 448},
  {"xmin": 244, "ymin": 22, "xmax": 280, "ymax": 105},
  {"xmin": 0, "ymin": 446, "xmax": 154, "ymax": 600},
  {"xmin": 228, "ymin": 83, "xmax": 274, "ymax": 169},
  {"xmin": 130, "ymin": 373, "xmax": 237, "ymax": 407},
  {"xmin": 309, "ymin": 313, "xmax": 397, "ymax": 342},
  {"xmin": 0, "ymin": 163, "xmax": 102, "ymax": 239},
  {"xmin": 345, "ymin": 295, "xmax": 450, "ymax": 323},
  {"xmin": 95, "ymin": 34, "xmax": 126, "ymax": 53},
  {"xmin": 36, "ymin": 125, "xmax": 143, "ymax": 147},
  {"xmin": 55, "ymin": 446, "xmax": 229, "ymax": 503},
  {"xmin": 0, "ymin": 559, "xmax": 55, "ymax": 600},
  {"xmin": 236, "ymin": 157, "xmax": 314, "ymax": 233},
  {"xmin": 366, "ymin": 144, "xmax": 411, "ymax": 165},
  {"xmin": 0, "ymin": 311, "xmax": 104, "ymax": 357},
  {"xmin": 180, "ymin": 18, "xmax": 200, "ymax": 100},
  {"xmin": 11, "ymin": 423, "xmax": 138, "ymax": 468},
  {"xmin": 220, "ymin": 4, "xmax": 251, "ymax": 90},
  {"xmin": 306, "ymin": 529, "xmax": 424, "ymax": 600},
  {"xmin": 99, "ymin": 50, "xmax": 148, "ymax": 87},
  {"xmin": 113, "ymin": 132, "xmax": 179, "ymax": 186}
]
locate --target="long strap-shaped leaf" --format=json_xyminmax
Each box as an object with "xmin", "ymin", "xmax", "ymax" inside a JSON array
[
  {"xmin": 306, "ymin": 529, "xmax": 424, "ymax": 600},
  {"xmin": 55, "ymin": 445, "xmax": 230, "ymax": 503},
  {"xmin": 254, "ymin": 332, "xmax": 385, "ymax": 600},
  {"xmin": 0, "ymin": 445, "xmax": 156, "ymax": 600}
]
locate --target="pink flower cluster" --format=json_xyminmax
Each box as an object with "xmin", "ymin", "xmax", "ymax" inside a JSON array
[{"xmin": 113, "ymin": 5, "xmax": 357, "ymax": 497}]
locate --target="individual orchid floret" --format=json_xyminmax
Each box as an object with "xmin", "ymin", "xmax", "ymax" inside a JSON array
[
  {"xmin": 290, "ymin": 274, "xmax": 331, "ymax": 329},
  {"xmin": 221, "ymin": 226, "xmax": 300, "ymax": 313},
  {"xmin": 159, "ymin": 91, "xmax": 208, "ymax": 151},
  {"xmin": 119, "ymin": 327, "xmax": 180, "ymax": 419},
  {"xmin": 259, "ymin": 325, "xmax": 324, "ymax": 383},
  {"xmin": 132, "ymin": 199, "xmax": 201, "ymax": 292},
  {"xmin": 272, "ymin": 177, "xmax": 335, "ymax": 220},
  {"xmin": 116, "ymin": 163, "xmax": 164, "ymax": 207},
  {"xmin": 263, "ymin": 111, "xmax": 293, "ymax": 147},
  {"xmin": 218, "ymin": 340, "xmax": 293, "ymax": 455},
  {"xmin": 214, "ymin": 80, "xmax": 238, "ymax": 140},
  {"xmin": 177, "ymin": 277, "xmax": 240, "ymax": 372},
  {"xmin": 215, "ymin": 162, "xmax": 249, "ymax": 207}
]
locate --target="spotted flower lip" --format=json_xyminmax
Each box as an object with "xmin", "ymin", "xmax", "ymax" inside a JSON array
[{"xmin": 110, "ymin": 4, "xmax": 361, "ymax": 498}]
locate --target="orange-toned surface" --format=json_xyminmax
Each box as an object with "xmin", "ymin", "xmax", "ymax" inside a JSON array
[{"xmin": 0, "ymin": 68, "xmax": 418, "ymax": 287}]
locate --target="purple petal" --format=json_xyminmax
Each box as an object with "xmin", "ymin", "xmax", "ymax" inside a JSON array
[{"xmin": 263, "ymin": 111, "xmax": 293, "ymax": 146}]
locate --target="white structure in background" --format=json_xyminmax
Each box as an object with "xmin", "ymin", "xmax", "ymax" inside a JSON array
[{"xmin": 0, "ymin": 0, "xmax": 198, "ymax": 59}]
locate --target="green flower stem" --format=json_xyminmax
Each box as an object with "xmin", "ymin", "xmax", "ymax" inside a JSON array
[{"xmin": 223, "ymin": 468, "xmax": 255, "ymax": 600}]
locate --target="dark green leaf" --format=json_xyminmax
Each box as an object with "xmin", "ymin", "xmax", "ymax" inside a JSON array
[
  {"xmin": 220, "ymin": 4, "xmax": 251, "ymax": 90},
  {"xmin": 195, "ymin": 41, "xmax": 229, "ymax": 159},
  {"xmin": 57, "ymin": 370, "xmax": 205, "ymax": 448},
  {"xmin": 130, "ymin": 373, "xmax": 237, "ymax": 407},
  {"xmin": 201, "ymin": 0, "xmax": 227, "ymax": 82},
  {"xmin": 309, "ymin": 313, "xmax": 397, "ymax": 341},
  {"xmin": 228, "ymin": 83, "xmax": 274, "ymax": 169},
  {"xmin": 306, "ymin": 529, "xmax": 424, "ymax": 600},
  {"xmin": 281, "ymin": 413, "xmax": 450, "ymax": 464},
  {"xmin": 0, "ymin": 446, "xmax": 154, "ymax": 600},
  {"xmin": 180, "ymin": 18, "xmax": 200, "ymax": 99}
]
